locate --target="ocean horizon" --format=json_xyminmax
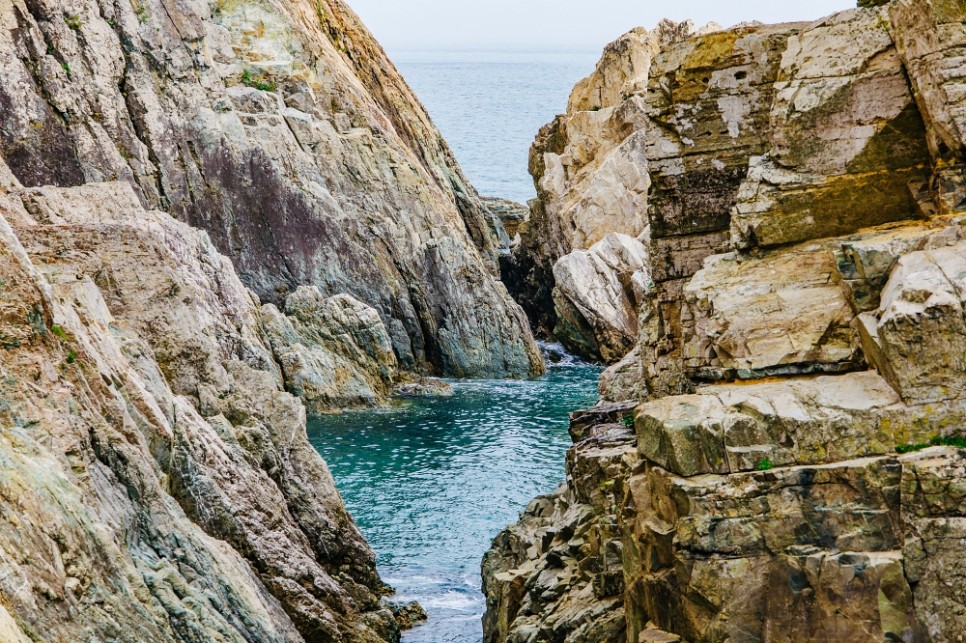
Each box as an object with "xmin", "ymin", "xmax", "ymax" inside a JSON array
[{"xmin": 388, "ymin": 45, "xmax": 603, "ymax": 205}]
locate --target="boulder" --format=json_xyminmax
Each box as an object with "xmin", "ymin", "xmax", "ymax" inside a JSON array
[
  {"xmin": 864, "ymin": 240, "xmax": 966, "ymax": 404},
  {"xmin": 552, "ymin": 233, "xmax": 651, "ymax": 363},
  {"xmin": 683, "ymin": 246, "xmax": 861, "ymax": 380},
  {"xmin": 634, "ymin": 370, "xmax": 966, "ymax": 476},
  {"xmin": 261, "ymin": 288, "xmax": 398, "ymax": 412}
]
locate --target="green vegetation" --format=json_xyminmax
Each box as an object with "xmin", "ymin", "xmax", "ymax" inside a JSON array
[
  {"xmin": 50, "ymin": 325, "xmax": 68, "ymax": 340},
  {"xmin": 66, "ymin": 349, "xmax": 78, "ymax": 365},
  {"xmin": 756, "ymin": 458, "xmax": 774, "ymax": 471},
  {"xmin": 241, "ymin": 69, "xmax": 276, "ymax": 92},
  {"xmin": 65, "ymin": 15, "xmax": 83, "ymax": 30},
  {"xmin": 62, "ymin": 62, "xmax": 71, "ymax": 79},
  {"xmin": 896, "ymin": 435, "xmax": 966, "ymax": 454},
  {"xmin": 621, "ymin": 413, "xmax": 635, "ymax": 428},
  {"xmin": 135, "ymin": 4, "xmax": 149, "ymax": 23}
]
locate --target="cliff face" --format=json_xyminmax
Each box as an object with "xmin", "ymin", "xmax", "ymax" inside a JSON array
[
  {"xmin": 0, "ymin": 0, "xmax": 542, "ymax": 379},
  {"xmin": 487, "ymin": 1, "xmax": 966, "ymax": 641},
  {"xmin": 0, "ymin": 0, "xmax": 543, "ymax": 639},
  {"xmin": 0, "ymin": 176, "xmax": 401, "ymax": 641}
]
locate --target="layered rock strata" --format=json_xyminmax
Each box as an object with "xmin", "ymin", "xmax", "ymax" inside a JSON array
[
  {"xmin": 488, "ymin": 1, "xmax": 966, "ymax": 640},
  {"xmin": 0, "ymin": 0, "xmax": 542, "ymax": 379}
]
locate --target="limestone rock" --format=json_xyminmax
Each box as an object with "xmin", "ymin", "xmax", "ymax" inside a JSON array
[
  {"xmin": 865, "ymin": 240, "xmax": 966, "ymax": 404},
  {"xmin": 552, "ymin": 234, "xmax": 651, "ymax": 363},
  {"xmin": 636, "ymin": 370, "xmax": 966, "ymax": 476},
  {"xmin": 261, "ymin": 287, "xmax": 398, "ymax": 412},
  {"xmin": 683, "ymin": 245, "xmax": 861, "ymax": 380},
  {"xmin": 621, "ymin": 456, "xmax": 920, "ymax": 642},
  {"xmin": 491, "ymin": 2, "xmax": 966, "ymax": 640},
  {"xmin": 482, "ymin": 420, "xmax": 639, "ymax": 643},
  {"xmin": 730, "ymin": 8, "xmax": 932, "ymax": 249},
  {"xmin": 889, "ymin": 0, "xmax": 966, "ymax": 210},
  {"xmin": 900, "ymin": 447, "xmax": 966, "ymax": 640},
  {"xmin": 598, "ymin": 346, "xmax": 648, "ymax": 402},
  {"xmin": 0, "ymin": 0, "xmax": 542, "ymax": 379}
]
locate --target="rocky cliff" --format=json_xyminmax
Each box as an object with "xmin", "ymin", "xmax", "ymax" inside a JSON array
[
  {"xmin": 0, "ymin": 0, "xmax": 542, "ymax": 379},
  {"xmin": 488, "ymin": 0, "xmax": 966, "ymax": 641},
  {"xmin": 0, "ymin": 0, "xmax": 543, "ymax": 640}
]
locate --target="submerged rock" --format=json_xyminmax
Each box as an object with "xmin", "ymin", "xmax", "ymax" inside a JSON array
[{"xmin": 393, "ymin": 379, "xmax": 454, "ymax": 398}]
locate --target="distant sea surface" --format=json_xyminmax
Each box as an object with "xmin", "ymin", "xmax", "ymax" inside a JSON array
[{"xmin": 389, "ymin": 47, "xmax": 602, "ymax": 204}]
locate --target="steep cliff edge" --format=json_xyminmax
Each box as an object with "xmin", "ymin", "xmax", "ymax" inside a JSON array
[
  {"xmin": 487, "ymin": 1, "xmax": 966, "ymax": 641},
  {"xmin": 0, "ymin": 0, "xmax": 542, "ymax": 379}
]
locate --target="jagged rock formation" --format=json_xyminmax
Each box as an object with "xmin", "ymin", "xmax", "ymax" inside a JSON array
[
  {"xmin": 487, "ymin": 0, "xmax": 966, "ymax": 641},
  {"xmin": 0, "ymin": 176, "xmax": 403, "ymax": 641},
  {"xmin": 0, "ymin": 2, "xmax": 550, "ymax": 632},
  {"xmin": 0, "ymin": 0, "xmax": 542, "ymax": 379},
  {"xmin": 552, "ymin": 233, "xmax": 650, "ymax": 363}
]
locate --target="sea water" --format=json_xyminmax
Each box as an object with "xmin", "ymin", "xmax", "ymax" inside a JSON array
[
  {"xmin": 308, "ymin": 349, "xmax": 601, "ymax": 642},
  {"xmin": 309, "ymin": 47, "xmax": 603, "ymax": 642},
  {"xmin": 390, "ymin": 46, "xmax": 601, "ymax": 203}
]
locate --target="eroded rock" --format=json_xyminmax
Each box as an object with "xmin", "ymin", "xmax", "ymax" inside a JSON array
[{"xmin": 552, "ymin": 234, "xmax": 651, "ymax": 363}]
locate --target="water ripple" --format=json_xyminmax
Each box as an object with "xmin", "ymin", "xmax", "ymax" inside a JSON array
[{"xmin": 308, "ymin": 351, "xmax": 601, "ymax": 642}]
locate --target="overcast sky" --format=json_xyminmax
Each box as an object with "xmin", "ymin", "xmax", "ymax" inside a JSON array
[{"xmin": 346, "ymin": 0, "xmax": 855, "ymax": 48}]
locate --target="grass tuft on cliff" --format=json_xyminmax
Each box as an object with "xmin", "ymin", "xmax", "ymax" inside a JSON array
[
  {"xmin": 896, "ymin": 435, "xmax": 966, "ymax": 454},
  {"xmin": 241, "ymin": 69, "xmax": 277, "ymax": 92}
]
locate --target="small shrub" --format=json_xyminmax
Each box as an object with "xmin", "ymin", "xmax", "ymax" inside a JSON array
[
  {"xmin": 241, "ymin": 69, "xmax": 276, "ymax": 92},
  {"xmin": 65, "ymin": 15, "xmax": 83, "ymax": 30},
  {"xmin": 66, "ymin": 349, "xmax": 78, "ymax": 365},
  {"xmin": 135, "ymin": 4, "xmax": 149, "ymax": 23},
  {"xmin": 50, "ymin": 325, "xmax": 68, "ymax": 340},
  {"xmin": 621, "ymin": 413, "xmax": 635, "ymax": 428},
  {"xmin": 62, "ymin": 62, "xmax": 71, "ymax": 79},
  {"xmin": 756, "ymin": 458, "xmax": 773, "ymax": 471}
]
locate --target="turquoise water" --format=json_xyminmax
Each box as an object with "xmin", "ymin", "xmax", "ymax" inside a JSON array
[
  {"xmin": 390, "ymin": 47, "xmax": 601, "ymax": 204},
  {"xmin": 307, "ymin": 349, "xmax": 601, "ymax": 642}
]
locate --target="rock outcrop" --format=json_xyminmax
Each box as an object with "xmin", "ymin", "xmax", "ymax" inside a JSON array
[
  {"xmin": 0, "ymin": 178, "xmax": 403, "ymax": 641},
  {"xmin": 552, "ymin": 233, "xmax": 650, "ymax": 362},
  {"xmin": 0, "ymin": 0, "xmax": 542, "ymax": 379},
  {"xmin": 487, "ymin": 1, "xmax": 966, "ymax": 641}
]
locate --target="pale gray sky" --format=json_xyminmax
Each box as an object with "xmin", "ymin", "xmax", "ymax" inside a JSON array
[{"xmin": 346, "ymin": 0, "xmax": 855, "ymax": 48}]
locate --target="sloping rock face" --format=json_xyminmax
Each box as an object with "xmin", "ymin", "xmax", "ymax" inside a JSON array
[
  {"xmin": 552, "ymin": 233, "xmax": 650, "ymax": 362},
  {"xmin": 0, "ymin": 0, "xmax": 542, "ymax": 379},
  {"xmin": 0, "ymin": 179, "xmax": 399, "ymax": 641},
  {"xmin": 487, "ymin": 1, "xmax": 966, "ymax": 641}
]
